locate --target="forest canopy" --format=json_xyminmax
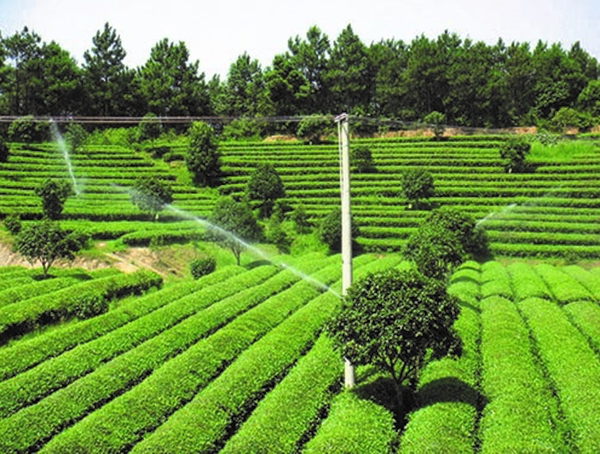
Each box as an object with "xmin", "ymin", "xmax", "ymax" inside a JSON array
[{"xmin": 0, "ymin": 23, "xmax": 599, "ymax": 129}]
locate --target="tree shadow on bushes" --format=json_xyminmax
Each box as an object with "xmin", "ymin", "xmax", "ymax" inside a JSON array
[
  {"xmin": 353, "ymin": 376, "xmax": 417, "ymax": 430},
  {"xmin": 416, "ymin": 376, "xmax": 487, "ymax": 410}
]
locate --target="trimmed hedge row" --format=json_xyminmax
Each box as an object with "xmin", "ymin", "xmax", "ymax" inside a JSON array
[
  {"xmin": 40, "ymin": 256, "xmax": 362, "ymax": 453},
  {"xmin": 303, "ymin": 392, "xmax": 397, "ymax": 454},
  {"xmin": 561, "ymin": 265, "xmax": 600, "ymax": 301},
  {"xmin": 534, "ymin": 264, "xmax": 595, "ymax": 304},
  {"xmin": 398, "ymin": 264, "xmax": 482, "ymax": 453},
  {"xmin": 0, "ymin": 265, "xmax": 293, "ymax": 452},
  {"xmin": 0, "ymin": 276, "xmax": 82, "ymax": 309},
  {"xmin": 0, "ymin": 266, "xmax": 243, "ymax": 381},
  {"xmin": 0, "ymin": 270, "xmax": 162, "ymax": 343},
  {"xmin": 479, "ymin": 296, "xmax": 562, "ymax": 453},
  {"xmin": 220, "ymin": 334, "xmax": 341, "ymax": 453},
  {"xmin": 506, "ymin": 262, "xmax": 553, "ymax": 302},
  {"xmin": 563, "ymin": 302, "xmax": 600, "ymax": 354},
  {"xmin": 480, "ymin": 261, "xmax": 513, "ymax": 300},
  {"xmin": 0, "ymin": 266, "xmax": 280, "ymax": 419},
  {"xmin": 517, "ymin": 297, "xmax": 600, "ymax": 453},
  {"xmin": 132, "ymin": 254, "xmax": 399, "ymax": 453}
]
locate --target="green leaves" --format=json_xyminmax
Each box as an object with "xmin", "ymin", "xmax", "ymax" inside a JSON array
[
  {"xmin": 401, "ymin": 168, "xmax": 435, "ymax": 209},
  {"xmin": 207, "ymin": 196, "xmax": 263, "ymax": 265},
  {"xmin": 246, "ymin": 162, "xmax": 285, "ymax": 218},
  {"xmin": 328, "ymin": 268, "xmax": 460, "ymax": 403},
  {"xmin": 129, "ymin": 176, "xmax": 173, "ymax": 220},
  {"xmin": 13, "ymin": 219, "xmax": 83, "ymax": 277},
  {"xmin": 186, "ymin": 121, "xmax": 221, "ymax": 186},
  {"xmin": 35, "ymin": 178, "xmax": 72, "ymax": 220}
]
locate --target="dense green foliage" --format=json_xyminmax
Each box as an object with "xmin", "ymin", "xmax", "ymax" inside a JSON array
[
  {"xmin": 351, "ymin": 146, "xmax": 375, "ymax": 173},
  {"xmin": 401, "ymin": 168, "xmax": 435, "ymax": 209},
  {"xmin": 0, "ymin": 257, "xmax": 597, "ymax": 451},
  {"xmin": 328, "ymin": 268, "xmax": 460, "ymax": 410},
  {"xmin": 0, "ymin": 135, "xmax": 8, "ymax": 162},
  {"xmin": 13, "ymin": 219, "xmax": 85, "ymax": 277},
  {"xmin": 245, "ymin": 162, "xmax": 286, "ymax": 218},
  {"xmin": 499, "ymin": 137, "xmax": 532, "ymax": 173},
  {"xmin": 404, "ymin": 223, "xmax": 465, "ymax": 279},
  {"xmin": 318, "ymin": 207, "xmax": 359, "ymax": 253},
  {"xmin": 189, "ymin": 255, "xmax": 216, "ymax": 279},
  {"xmin": 3, "ymin": 24, "xmax": 599, "ymax": 127},
  {"xmin": 35, "ymin": 178, "xmax": 72, "ymax": 220},
  {"xmin": 206, "ymin": 196, "xmax": 263, "ymax": 265},
  {"xmin": 186, "ymin": 121, "xmax": 221, "ymax": 186},
  {"xmin": 130, "ymin": 176, "xmax": 173, "ymax": 220}
]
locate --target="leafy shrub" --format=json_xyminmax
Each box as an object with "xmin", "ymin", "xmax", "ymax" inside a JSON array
[
  {"xmin": 246, "ymin": 163, "xmax": 286, "ymax": 218},
  {"xmin": 401, "ymin": 168, "xmax": 435, "ymax": 209},
  {"xmin": 499, "ymin": 137, "xmax": 531, "ymax": 173},
  {"xmin": 351, "ymin": 146, "xmax": 375, "ymax": 173},
  {"xmin": 328, "ymin": 268, "xmax": 460, "ymax": 410},
  {"xmin": 404, "ymin": 223, "xmax": 465, "ymax": 279},
  {"xmin": 186, "ymin": 121, "xmax": 221, "ymax": 187},
  {"xmin": 64, "ymin": 123, "xmax": 88, "ymax": 153},
  {"xmin": 8, "ymin": 116, "xmax": 49, "ymax": 143},
  {"xmin": 424, "ymin": 208, "xmax": 489, "ymax": 258},
  {"xmin": 318, "ymin": 207, "xmax": 359, "ymax": 253},
  {"xmin": 221, "ymin": 118, "xmax": 265, "ymax": 140},
  {"xmin": 74, "ymin": 294, "xmax": 107, "ymax": 319},
  {"xmin": 3, "ymin": 214, "xmax": 21, "ymax": 235},
  {"xmin": 35, "ymin": 178, "xmax": 73, "ymax": 220},
  {"xmin": 297, "ymin": 114, "xmax": 331, "ymax": 144},
  {"xmin": 130, "ymin": 176, "xmax": 173, "ymax": 221},
  {"xmin": 291, "ymin": 203, "xmax": 311, "ymax": 234},
  {"xmin": 423, "ymin": 111, "xmax": 446, "ymax": 140},
  {"xmin": 137, "ymin": 113, "xmax": 162, "ymax": 142},
  {"xmin": 190, "ymin": 256, "xmax": 217, "ymax": 280},
  {"xmin": 266, "ymin": 216, "xmax": 291, "ymax": 254}
]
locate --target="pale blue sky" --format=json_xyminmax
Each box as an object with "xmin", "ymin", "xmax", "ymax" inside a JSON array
[{"xmin": 0, "ymin": 0, "xmax": 598, "ymax": 78}]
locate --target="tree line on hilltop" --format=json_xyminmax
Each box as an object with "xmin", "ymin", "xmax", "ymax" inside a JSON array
[{"xmin": 1, "ymin": 23, "xmax": 599, "ymax": 130}]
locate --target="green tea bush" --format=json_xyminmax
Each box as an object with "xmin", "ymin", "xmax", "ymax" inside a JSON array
[
  {"xmin": 8, "ymin": 116, "xmax": 49, "ymax": 143},
  {"xmin": 190, "ymin": 256, "xmax": 216, "ymax": 280}
]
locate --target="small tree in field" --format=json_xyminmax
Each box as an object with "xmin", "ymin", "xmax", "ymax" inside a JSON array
[
  {"xmin": 328, "ymin": 268, "xmax": 460, "ymax": 412},
  {"xmin": 246, "ymin": 163, "xmax": 286, "ymax": 219},
  {"xmin": 351, "ymin": 146, "xmax": 375, "ymax": 173},
  {"xmin": 35, "ymin": 178, "xmax": 73, "ymax": 220},
  {"xmin": 291, "ymin": 203, "xmax": 311, "ymax": 234},
  {"xmin": 423, "ymin": 111, "xmax": 446, "ymax": 140},
  {"xmin": 319, "ymin": 207, "xmax": 360, "ymax": 254},
  {"xmin": 404, "ymin": 208, "xmax": 489, "ymax": 279},
  {"xmin": 64, "ymin": 123, "xmax": 88, "ymax": 153},
  {"xmin": 186, "ymin": 121, "xmax": 221, "ymax": 186},
  {"xmin": 14, "ymin": 219, "xmax": 86, "ymax": 277},
  {"xmin": 403, "ymin": 223, "xmax": 465, "ymax": 279},
  {"xmin": 130, "ymin": 177, "xmax": 173, "ymax": 221},
  {"xmin": 137, "ymin": 112, "xmax": 162, "ymax": 143},
  {"xmin": 499, "ymin": 137, "xmax": 531, "ymax": 173},
  {"xmin": 401, "ymin": 168, "xmax": 435, "ymax": 209},
  {"xmin": 206, "ymin": 196, "xmax": 263, "ymax": 265},
  {"xmin": 424, "ymin": 208, "xmax": 489, "ymax": 258}
]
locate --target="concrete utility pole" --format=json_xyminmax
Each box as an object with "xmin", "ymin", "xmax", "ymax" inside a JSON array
[{"xmin": 335, "ymin": 113, "xmax": 355, "ymax": 388}]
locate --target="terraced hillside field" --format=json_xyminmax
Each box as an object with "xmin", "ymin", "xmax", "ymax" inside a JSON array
[
  {"xmin": 219, "ymin": 137, "xmax": 600, "ymax": 259},
  {"xmin": 0, "ymin": 256, "xmax": 598, "ymax": 452},
  {"xmin": 1, "ymin": 135, "xmax": 599, "ymax": 260}
]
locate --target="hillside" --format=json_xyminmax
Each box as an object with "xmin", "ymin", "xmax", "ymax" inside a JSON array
[
  {"xmin": 1, "ymin": 135, "xmax": 599, "ymax": 262},
  {"xmin": 0, "ymin": 257, "xmax": 598, "ymax": 452}
]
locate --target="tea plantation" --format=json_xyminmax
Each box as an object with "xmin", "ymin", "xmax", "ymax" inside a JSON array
[{"xmin": 0, "ymin": 134, "xmax": 599, "ymax": 452}]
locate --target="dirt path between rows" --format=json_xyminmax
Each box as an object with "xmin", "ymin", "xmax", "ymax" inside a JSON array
[{"xmin": 0, "ymin": 241, "xmax": 167, "ymax": 277}]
